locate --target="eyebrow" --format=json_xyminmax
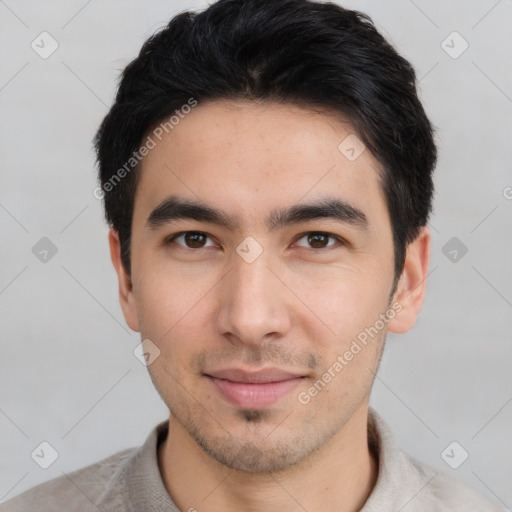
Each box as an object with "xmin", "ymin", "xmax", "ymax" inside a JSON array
[{"xmin": 146, "ymin": 194, "xmax": 368, "ymax": 232}]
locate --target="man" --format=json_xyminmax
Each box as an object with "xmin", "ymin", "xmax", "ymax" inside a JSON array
[{"xmin": 2, "ymin": 0, "xmax": 503, "ymax": 510}]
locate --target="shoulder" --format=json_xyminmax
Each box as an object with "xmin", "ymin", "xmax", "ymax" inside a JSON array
[
  {"xmin": 400, "ymin": 452, "xmax": 504, "ymax": 512},
  {"xmin": 365, "ymin": 408, "xmax": 504, "ymax": 512},
  {"xmin": 0, "ymin": 447, "xmax": 136, "ymax": 512}
]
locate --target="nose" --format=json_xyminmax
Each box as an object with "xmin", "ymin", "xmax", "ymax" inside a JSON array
[{"xmin": 214, "ymin": 249, "xmax": 293, "ymax": 347}]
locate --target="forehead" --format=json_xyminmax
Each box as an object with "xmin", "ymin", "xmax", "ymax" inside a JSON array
[{"xmin": 133, "ymin": 99, "xmax": 388, "ymax": 230}]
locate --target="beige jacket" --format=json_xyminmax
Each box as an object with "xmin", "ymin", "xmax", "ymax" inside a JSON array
[{"xmin": 1, "ymin": 408, "xmax": 504, "ymax": 511}]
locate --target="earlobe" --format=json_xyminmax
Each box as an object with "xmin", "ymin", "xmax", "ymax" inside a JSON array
[
  {"xmin": 108, "ymin": 228, "xmax": 141, "ymax": 332},
  {"xmin": 387, "ymin": 226, "xmax": 431, "ymax": 334}
]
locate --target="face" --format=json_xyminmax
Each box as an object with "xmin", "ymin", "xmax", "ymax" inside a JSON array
[{"xmin": 110, "ymin": 99, "xmax": 428, "ymax": 473}]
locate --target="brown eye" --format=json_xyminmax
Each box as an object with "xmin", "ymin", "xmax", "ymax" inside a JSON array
[
  {"xmin": 294, "ymin": 232, "xmax": 342, "ymax": 250},
  {"xmin": 166, "ymin": 231, "xmax": 215, "ymax": 249}
]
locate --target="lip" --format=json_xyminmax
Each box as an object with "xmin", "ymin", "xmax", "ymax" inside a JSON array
[
  {"xmin": 205, "ymin": 367, "xmax": 306, "ymax": 409},
  {"xmin": 206, "ymin": 367, "xmax": 304, "ymax": 383}
]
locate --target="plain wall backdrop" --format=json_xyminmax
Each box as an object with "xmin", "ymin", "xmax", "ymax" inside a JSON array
[{"xmin": 1, "ymin": 0, "xmax": 511, "ymax": 508}]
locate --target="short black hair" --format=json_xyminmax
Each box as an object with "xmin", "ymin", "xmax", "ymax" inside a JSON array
[{"xmin": 94, "ymin": 0, "xmax": 437, "ymax": 291}]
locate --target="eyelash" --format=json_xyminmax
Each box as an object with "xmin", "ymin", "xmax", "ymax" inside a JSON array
[{"xmin": 164, "ymin": 231, "xmax": 346, "ymax": 252}]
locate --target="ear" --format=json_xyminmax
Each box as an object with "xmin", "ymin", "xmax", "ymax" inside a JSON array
[
  {"xmin": 108, "ymin": 228, "xmax": 140, "ymax": 332},
  {"xmin": 387, "ymin": 226, "xmax": 431, "ymax": 334}
]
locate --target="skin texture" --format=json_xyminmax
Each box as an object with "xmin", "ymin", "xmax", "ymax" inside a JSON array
[{"xmin": 108, "ymin": 99, "xmax": 430, "ymax": 512}]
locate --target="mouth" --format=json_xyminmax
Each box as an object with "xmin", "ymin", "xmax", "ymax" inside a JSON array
[{"xmin": 204, "ymin": 367, "xmax": 307, "ymax": 409}]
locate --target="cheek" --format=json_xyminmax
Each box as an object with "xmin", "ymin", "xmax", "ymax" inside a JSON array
[
  {"xmin": 296, "ymin": 274, "xmax": 390, "ymax": 395},
  {"xmin": 134, "ymin": 264, "xmax": 214, "ymax": 358},
  {"xmin": 298, "ymin": 265, "xmax": 389, "ymax": 339},
  {"xmin": 135, "ymin": 250, "xmax": 206, "ymax": 315}
]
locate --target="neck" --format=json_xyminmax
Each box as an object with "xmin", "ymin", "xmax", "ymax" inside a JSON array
[{"xmin": 158, "ymin": 405, "xmax": 378, "ymax": 512}]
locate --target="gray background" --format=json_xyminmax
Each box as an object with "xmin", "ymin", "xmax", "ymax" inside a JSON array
[{"xmin": 1, "ymin": 0, "xmax": 511, "ymax": 508}]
